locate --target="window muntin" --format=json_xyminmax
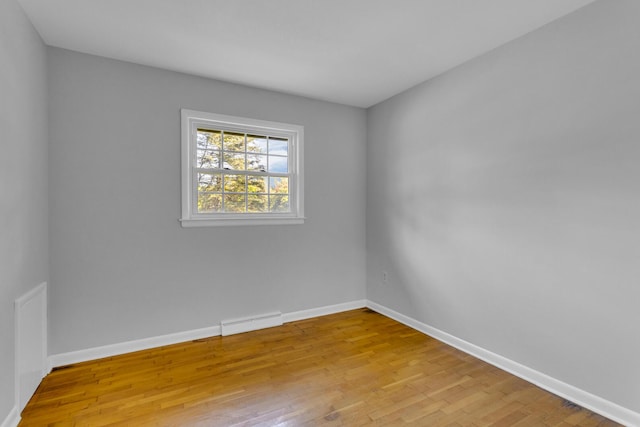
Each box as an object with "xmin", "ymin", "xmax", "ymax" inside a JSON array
[
  {"xmin": 181, "ymin": 110, "xmax": 303, "ymax": 226},
  {"xmin": 195, "ymin": 130, "xmax": 291, "ymax": 214}
]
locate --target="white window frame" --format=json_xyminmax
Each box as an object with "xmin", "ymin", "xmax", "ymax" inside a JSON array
[{"xmin": 180, "ymin": 109, "xmax": 304, "ymax": 227}]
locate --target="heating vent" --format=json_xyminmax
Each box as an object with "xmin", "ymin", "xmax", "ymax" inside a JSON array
[
  {"xmin": 15, "ymin": 282, "xmax": 48, "ymax": 412},
  {"xmin": 220, "ymin": 312, "xmax": 283, "ymax": 336}
]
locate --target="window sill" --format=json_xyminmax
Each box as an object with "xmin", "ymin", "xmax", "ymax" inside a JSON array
[{"xmin": 179, "ymin": 217, "xmax": 305, "ymax": 227}]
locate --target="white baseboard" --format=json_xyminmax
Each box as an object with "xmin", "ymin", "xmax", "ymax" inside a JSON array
[
  {"xmin": 283, "ymin": 299, "xmax": 367, "ymax": 323},
  {"xmin": 48, "ymin": 324, "xmax": 221, "ymax": 368},
  {"xmin": 366, "ymin": 300, "xmax": 640, "ymax": 427},
  {"xmin": 0, "ymin": 406, "xmax": 20, "ymax": 427},
  {"xmin": 48, "ymin": 299, "xmax": 367, "ymax": 369},
  {"xmin": 221, "ymin": 312, "xmax": 283, "ymax": 336}
]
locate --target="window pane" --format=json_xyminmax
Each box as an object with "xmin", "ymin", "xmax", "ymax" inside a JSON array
[
  {"xmin": 197, "ymin": 193, "xmax": 222, "ymax": 213},
  {"xmin": 269, "ymin": 176, "xmax": 288, "ymax": 194},
  {"xmin": 224, "ymin": 174, "xmax": 245, "ymax": 192},
  {"xmin": 197, "ymin": 173, "xmax": 222, "ymax": 192},
  {"xmin": 269, "ymin": 155, "xmax": 288, "ymax": 173},
  {"xmin": 197, "ymin": 129, "xmax": 222, "ymax": 150},
  {"xmin": 223, "ymin": 152, "xmax": 245, "ymax": 170},
  {"xmin": 248, "ymin": 195, "xmax": 268, "ymax": 213},
  {"xmin": 223, "ymin": 131, "xmax": 245, "ymax": 152},
  {"xmin": 269, "ymin": 195, "xmax": 289, "ymax": 213},
  {"xmin": 224, "ymin": 194, "xmax": 246, "ymax": 212},
  {"xmin": 269, "ymin": 137, "xmax": 288, "ymax": 156},
  {"xmin": 246, "ymin": 134, "xmax": 268, "ymax": 154},
  {"xmin": 196, "ymin": 149, "xmax": 220, "ymax": 169},
  {"xmin": 247, "ymin": 175, "xmax": 268, "ymax": 193},
  {"xmin": 246, "ymin": 153, "xmax": 267, "ymax": 171}
]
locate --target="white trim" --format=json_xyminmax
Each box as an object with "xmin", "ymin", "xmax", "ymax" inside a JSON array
[
  {"xmin": 283, "ymin": 300, "xmax": 367, "ymax": 323},
  {"xmin": 48, "ymin": 300, "xmax": 367, "ymax": 368},
  {"xmin": 180, "ymin": 109, "xmax": 304, "ymax": 226},
  {"xmin": 14, "ymin": 282, "xmax": 48, "ymax": 412},
  {"xmin": 49, "ymin": 325, "xmax": 221, "ymax": 368},
  {"xmin": 221, "ymin": 312, "xmax": 283, "ymax": 336},
  {"xmin": 366, "ymin": 300, "xmax": 640, "ymax": 427},
  {"xmin": 0, "ymin": 406, "xmax": 20, "ymax": 427},
  {"xmin": 180, "ymin": 217, "xmax": 305, "ymax": 227},
  {"xmin": 45, "ymin": 357, "xmax": 53, "ymax": 376}
]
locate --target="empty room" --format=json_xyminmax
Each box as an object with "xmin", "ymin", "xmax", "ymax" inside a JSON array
[{"xmin": 2, "ymin": 0, "xmax": 639, "ymax": 425}]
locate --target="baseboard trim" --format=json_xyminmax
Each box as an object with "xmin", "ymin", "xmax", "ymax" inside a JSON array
[
  {"xmin": 48, "ymin": 324, "xmax": 222, "ymax": 368},
  {"xmin": 48, "ymin": 299, "xmax": 367, "ymax": 369},
  {"xmin": 0, "ymin": 406, "xmax": 20, "ymax": 427},
  {"xmin": 366, "ymin": 300, "xmax": 640, "ymax": 427},
  {"xmin": 221, "ymin": 312, "xmax": 283, "ymax": 336},
  {"xmin": 283, "ymin": 300, "xmax": 367, "ymax": 323}
]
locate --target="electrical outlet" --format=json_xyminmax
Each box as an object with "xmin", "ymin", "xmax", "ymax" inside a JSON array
[{"xmin": 382, "ymin": 270, "xmax": 388, "ymax": 285}]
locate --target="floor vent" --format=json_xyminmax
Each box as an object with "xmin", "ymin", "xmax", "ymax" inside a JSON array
[{"xmin": 220, "ymin": 312, "xmax": 283, "ymax": 336}]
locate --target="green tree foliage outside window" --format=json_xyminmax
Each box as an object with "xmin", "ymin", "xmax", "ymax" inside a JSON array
[{"xmin": 196, "ymin": 129, "xmax": 289, "ymax": 214}]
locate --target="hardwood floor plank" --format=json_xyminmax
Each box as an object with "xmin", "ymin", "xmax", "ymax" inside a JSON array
[{"xmin": 19, "ymin": 309, "xmax": 620, "ymax": 426}]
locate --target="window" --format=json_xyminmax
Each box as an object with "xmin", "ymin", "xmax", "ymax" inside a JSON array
[{"xmin": 180, "ymin": 109, "xmax": 304, "ymax": 226}]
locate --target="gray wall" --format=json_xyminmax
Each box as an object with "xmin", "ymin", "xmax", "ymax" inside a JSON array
[
  {"xmin": 366, "ymin": 0, "xmax": 640, "ymax": 412},
  {"xmin": 48, "ymin": 48, "xmax": 367, "ymax": 354},
  {"xmin": 0, "ymin": 0, "xmax": 49, "ymax": 420}
]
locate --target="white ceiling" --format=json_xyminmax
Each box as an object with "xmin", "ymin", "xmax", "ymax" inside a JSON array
[{"xmin": 18, "ymin": 0, "xmax": 596, "ymax": 107}]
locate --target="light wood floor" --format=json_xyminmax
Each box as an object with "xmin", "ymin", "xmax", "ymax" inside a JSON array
[{"xmin": 20, "ymin": 309, "xmax": 619, "ymax": 426}]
